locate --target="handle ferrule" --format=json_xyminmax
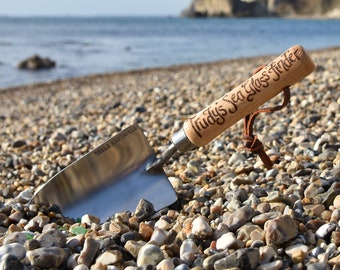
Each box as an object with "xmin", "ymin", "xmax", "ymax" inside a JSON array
[{"xmin": 171, "ymin": 128, "xmax": 196, "ymax": 153}]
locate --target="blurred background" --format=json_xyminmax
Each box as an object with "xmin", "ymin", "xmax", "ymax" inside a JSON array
[{"xmin": 0, "ymin": 0, "xmax": 339, "ymax": 89}]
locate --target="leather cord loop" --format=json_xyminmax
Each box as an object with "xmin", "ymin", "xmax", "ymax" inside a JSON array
[{"xmin": 243, "ymin": 66, "xmax": 291, "ymax": 170}]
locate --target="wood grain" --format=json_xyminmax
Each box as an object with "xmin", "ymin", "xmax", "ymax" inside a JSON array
[{"xmin": 183, "ymin": 45, "xmax": 315, "ymax": 147}]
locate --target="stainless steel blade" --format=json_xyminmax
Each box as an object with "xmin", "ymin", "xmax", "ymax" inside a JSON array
[{"xmin": 32, "ymin": 125, "xmax": 178, "ymax": 222}]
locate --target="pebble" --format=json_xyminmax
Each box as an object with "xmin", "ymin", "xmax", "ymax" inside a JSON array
[
  {"xmin": 306, "ymin": 262, "xmax": 329, "ymax": 270},
  {"xmin": 315, "ymin": 222, "xmax": 337, "ymax": 239},
  {"xmin": 3, "ymin": 231, "xmax": 29, "ymax": 245},
  {"xmin": 81, "ymin": 214, "xmax": 100, "ymax": 225},
  {"xmin": 285, "ymin": 243, "xmax": 309, "ymax": 263},
  {"xmin": 333, "ymin": 195, "xmax": 340, "ymax": 209},
  {"xmin": 26, "ymin": 247, "xmax": 65, "ymax": 268},
  {"xmin": 0, "ymin": 253, "xmax": 25, "ymax": 270},
  {"xmin": 95, "ymin": 250, "xmax": 122, "ymax": 265},
  {"xmin": 124, "ymin": 240, "xmax": 146, "ymax": 258},
  {"xmin": 265, "ymin": 168, "xmax": 279, "ymax": 179},
  {"xmin": 180, "ymin": 238, "xmax": 199, "ymax": 265},
  {"xmin": 228, "ymin": 152, "xmax": 247, "ymax": 166},
  {"xmin": 136, "ymin": 244, "xmax": 164, "ymax": 267},
  {"xmin": 304, "ymin": 204, "xmax": 325, "ymax": 217},
  {"xmin": 74, "ymin": 264, "xmax": 89, "ymax": 270},
  {"xmin": 0, "ymin": 48, "xmax": 339, "ymax": 269},
  {"xmin": 331, "ymin": 231, "xmax": 340, "ymax": 245},
  {"xmin": 329, "ymin": 254, "xmax": 340, "ymax": 266},
  {"xmin": 139, "ymin": 222, "xmax": 154, "ymax": 241},
  {"xmin": 191, "ymin": 216, "xmax": 213, "ymax": 239},
  {"xmin": 149, "ymin": 228, "xmax": 167, "ymax": 246},
  {"xmin": 222, "ymin": 206, "xmax": 255, "ymax": 231},
  {"xmin": 154, "ymin": 218, "xmax": 171, "ymax": 230},
  {"xmin": 216, "ymin": 232, "xmax": 244, "ymax": 250},
  {"xmin": 35, "ymin": 228, "xmax": 67, "ymax": 247},
  {"xmin": 157, "ymin": 258, "xmax": 175, "ymax": 270},
  {"xmin": 78, "ymin": 237, "xmax": 100, "ymax": 266},
  {"xmin": 0, "ymin": 243, "xmax": 26, "ymax": 260},
  {"xmin": 252, "ymin": 212, "xmax": 281, "ymax": 226},
  {"xmin": 67, "ymin": 253, "xmax": 80, "ymax": 269},
  {"xmin": 214, "ymin": 248, "xmax": 259, "ymax": 270},
  {"xmin": 264, "ymin": 215, "xmax": 298, "ymax": 245},
  {"xmin": 259, "ymin": 246, "xmax": 277, "ymax": 264},
  {"xmin": 203, "ymin": 253, "xmax": 226, "ymax": 270},
  {"xmin": 304, "ymin": 183, "xmax": 324, "ymax": 198},
  {"xmin": 257, "ymin": 260, "xmax": 283, "ymax": 270},
  {"xmin": 24, "ymin": 239, "xmax": 40, "ymax": 251},
  {"xmin": 16, "ymin": 189, "xmax": 33, "ymax": 203},
  {"xmin": 135, "ymin": 199, "xmax": 155, "ymax": 221},
  {"xmin": 175, "ymin": 264, "xmax": 190, "ymax": 270}
]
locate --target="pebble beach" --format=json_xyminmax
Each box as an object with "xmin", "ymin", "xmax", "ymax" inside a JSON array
[{"xmin": 0, "ymin": 46, "xmax": 339, "ymax": 269}]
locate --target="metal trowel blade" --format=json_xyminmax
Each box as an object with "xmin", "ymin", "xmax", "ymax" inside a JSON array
[{"xmin": 32, "ymin": 125, "xmax": 178, "ymax": 222}]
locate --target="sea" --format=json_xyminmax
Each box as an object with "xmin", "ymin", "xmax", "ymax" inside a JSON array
[{"xmin": 0, "ymin": 16, "xmax": 339, "ymax": 90}]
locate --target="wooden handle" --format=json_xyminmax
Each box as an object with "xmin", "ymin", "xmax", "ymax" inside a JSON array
[{"xmin": 183, "ymin": 45, "xmax": 315, "ymax": 147}]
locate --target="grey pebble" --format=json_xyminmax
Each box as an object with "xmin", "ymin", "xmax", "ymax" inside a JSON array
[
  {"xmin": 16, "ymin": 189, "xmax": 33, "ymax": 203},
  {"xmin": 214, "ymin": 248, "xmax": 259, "ymax": 270},
  {"xmin": 26, "ymin": 247, "xmax": 65, "ymax": 268},
  {"xmin": 265, "ymin": 168, "xmax": 279, "ymax": 178},
  {"xmin": 180, "ymin": 239, "xmax": 199, "ymax": 265},
  {"xmin": 121, "ymin": 231, "xmax": 142, "ymax": 244},
  {"xmin": 24, "ymin": 239, "xmax": 40, "ymax": 251},
  {"xmin": 228, "ymin": 152, "xmax": 246, "ymax": 166},
  {"xmin": 256, "ymin": 260, "xmax": 283, "ymax": 270},
  {"xmin": 3, "ymin": 231, "xmax": 29, "ymax": 245},
  {"xmin": 0, "ymin": 243, "xmax": 26, "ymax": 260},
  {"xmin": 174, "ymin": 264, "xmax": 190, "ymax": 270},
  {"xmin": 310, "ymin": 246, "xmax": 325, "ymax": 258},
  {"xmin": 315, "ymin": 222, "xmax": 337, "ymax": 239},
  {"xmin": 306, "ymin": 262, "xmax": 329, "ymax": 270},
  {"xmin": 203, "ymin": 253, "xmax": 226, "ymax": 270},
  {"xmin": 137, "ymin": 244, "xmax": 164, "ymax": 267},
  {"xmin": 0, "ymin": 254, "xmax": 25, "ymax": 270},
  {"xmin": 222, "ymin": 205, "xmax": 255, "ymax": 231},
  {"xmin": 11, "ymin": 140, "xmax": 26, "ymax": 148},
  {"xmin": 318, "ymin": 149, "xmax": 337, "ymax": 161},
  {"xmin": 35, "ymin": 228, "xmax": 66, "ymax": 247},
  {"xmin": 135, "ymin": 199, "xmax": 155, "ymax": 221},
  {"xmin": 252, "ymin": 212, "xmax": 281, "ymax": 226},
  {"xmin": 67, "ymin": 253, "xmax": 80, "ymax": 269}
]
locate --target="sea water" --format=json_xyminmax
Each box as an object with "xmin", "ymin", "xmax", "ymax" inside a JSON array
[{"xmin": 0, "ymin": 16, "xmax": 339, "ymax": 89}]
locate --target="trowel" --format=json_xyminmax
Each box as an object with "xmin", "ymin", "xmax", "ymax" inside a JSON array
[{"xmin": 32, "ymin": 45, "xmax": 315, "ymax": 221}]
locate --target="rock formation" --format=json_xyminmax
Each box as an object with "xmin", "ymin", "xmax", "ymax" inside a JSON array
[
  {"xmin": 181, "ymin": 0, "xmax": 233, "ymax": 17},
  {"xmin": 182, "ymin": 0, "xmax": 340, "ymax": 18},
  {"xmin": 17, "ymin": 55, "xmax": 56, "ymax": 70}
]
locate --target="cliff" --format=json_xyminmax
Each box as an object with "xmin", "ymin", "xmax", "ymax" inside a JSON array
[{"xmin": 182, "ymin": 0, "xmax": 340, "ymax": 18}]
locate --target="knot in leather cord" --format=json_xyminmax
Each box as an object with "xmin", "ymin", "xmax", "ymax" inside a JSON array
[
  {"xmin": 243, "ymin": 134, "xmax": 263, "ymax": 152},
  {"xmin": 243, "ymin": 65, "xmax": 291, "ymax": 170}
]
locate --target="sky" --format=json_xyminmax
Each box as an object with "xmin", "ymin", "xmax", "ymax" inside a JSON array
[{"xmin": 0, "ymin": 0, "xmax": 192, "ymax": 16}]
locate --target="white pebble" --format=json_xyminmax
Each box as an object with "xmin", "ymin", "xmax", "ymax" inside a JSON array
[
  {"xmin": 256, "ymin": 260, "xmax": 283, "ymax": 270},
  {"xmin": 191, "ymin": 216, "xmax": 212, "ymax": 239},
  {"xmin": 216, "ymin": 232, "xmax": 242, "ymax": 251}
]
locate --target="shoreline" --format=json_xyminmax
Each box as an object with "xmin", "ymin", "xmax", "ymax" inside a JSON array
[{"xmin": 0, "ymin": 45, "xmax": 339, "ymax": 96}]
